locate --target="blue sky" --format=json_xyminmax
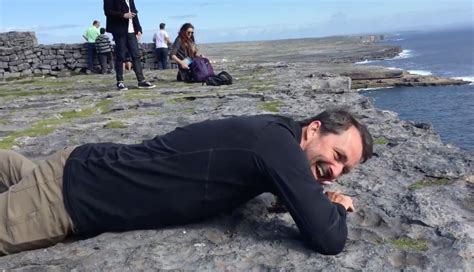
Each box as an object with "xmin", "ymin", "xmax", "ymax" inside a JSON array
[{"xmin": 0, "ymin": 0, "xmax": 472, "ymax": 44}]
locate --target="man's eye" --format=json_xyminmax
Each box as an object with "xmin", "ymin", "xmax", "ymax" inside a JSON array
[{"xmin": 342, "ymin": 168, "xmax": 349, "ymax": 174}]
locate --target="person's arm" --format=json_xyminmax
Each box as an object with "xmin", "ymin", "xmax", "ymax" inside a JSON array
[
  {"xmin": 83, "ymin": 30, "xmax": 88, "ymax": 42},
  {"xmin": 103, "ymin": 0, "xmax": 125, "ymax": 18},
  {"xmin": 256, "ymin": 122, "xmax": 349, "ymax": 255},
  {"xmin": 130, "ymin": 0, "xmax": 142, "ymax": 34},
  {"xmin": 325, "ymin": 192, "xmax": 355, "ymax": 212},
  {"xmin": 165, "ymin": 33, "xmax": 172, "ymax": 45},
  {"xmin": 171, "ymin": 55, "xmax": 188, "ymax": 69},
  {"xmin": 170, "ymin": 38, "xmax": 189, "ymax": 69}
]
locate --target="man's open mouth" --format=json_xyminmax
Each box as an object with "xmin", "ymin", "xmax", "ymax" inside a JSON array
[
  {"xmin": 316, "ymin": 163, "xmax": 329, "ymax": 179},
  {"xmin": 315, "ymin": 163, "xmax": 334, "ymax": 185},
  {"xmin": 317, "ymin": 164, "xmax": 325, "ymax": 178}
]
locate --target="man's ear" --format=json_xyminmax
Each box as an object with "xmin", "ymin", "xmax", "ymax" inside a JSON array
[{"xmin": 306, "ymin": 120, "xmax": 321, "ymax": 138}]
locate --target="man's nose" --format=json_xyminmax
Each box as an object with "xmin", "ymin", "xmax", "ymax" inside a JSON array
[{"xmin": 331, "ymin": 163, "xmax": 344, "ymax": 178}]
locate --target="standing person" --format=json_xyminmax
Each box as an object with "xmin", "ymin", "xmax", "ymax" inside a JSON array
[
  {"xmin": 171, "ymin": 23, "xmax": 199, "ymax": 82},
  {"xmin": 153, "ymin": 23, "xmax": 171, "ymax": 70},
  {"xmin": 0, "ymin": 109, "xmax": 373, "ymax": 256},
  {"xmin": 103, "ymin": 0, "xmax": 155, "ymax": 91},
  {"xmin": 95, "ymin": 28, "xmax": 114, "ymax": 74},
  {"xmin": 82, "ymin": 20, "xmax": 101, "ymax": 74}
]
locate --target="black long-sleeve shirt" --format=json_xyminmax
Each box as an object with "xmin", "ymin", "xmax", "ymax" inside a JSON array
[{"xmin": 63, "ymin": 115, "xmax": 348, "ymax": 254}]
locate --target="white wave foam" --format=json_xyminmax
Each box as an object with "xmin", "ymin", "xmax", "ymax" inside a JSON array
[
  {"xmin": 387, "ymin": 67, "xmax": 400, "ymax": 70},
  {"xmin": 357, "ymin": 86, "xmax": 395, "ymax": 91},
  {"xmin": 408, "ymin": 70, "xmax": 432, "ymax": 76},
  {"xmin": 387, "ymin": 38, "xmax": 405, "ymax": 42},
  {"xmin": 392, "ymin": 49, "xmax": 412, "ymax": 59},
  {"xmin": 355, "ymin": 59, "xmax": 374, "ymax": 65},
  {"xmin": 453, "ymin": 76, "xmax": 474, "ymax": 83}
]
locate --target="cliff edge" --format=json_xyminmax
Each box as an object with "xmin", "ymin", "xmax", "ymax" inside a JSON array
[{"xmin": 0, "ymin": 36, "xmax": 472, "ymax": 271}]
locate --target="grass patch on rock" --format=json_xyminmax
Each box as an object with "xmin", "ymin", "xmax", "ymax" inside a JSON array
[
  {"xmin": 146, "ymin": 111, "xmax": 161, "ymax": 116},
  {"xmin": 373, "ymin": 137, "xmax": 389, "ymax": 145},
  {"xmin": 257, "ymin": 101, "xmax": 284, "ymax": 112},
  {"xmin": 0, "ymin": 101, "xmax": 116, "ymax": 149},
  {"xmin": 104, "ymin": 121, "xmax": 127, "ymax": 129},
  {"xmin": 124, "ymin": 90, "xmax": 161, "ymax": 101},
  {"xmin": 0, "ymin": 118, "xmax": 64, "ymax": 149},
  {"xmin": 249, "ymin": 84, "xmax": 274, "ymax": 92},
  {"xmin": 96, "ymin": 99, "xmax": 114, "ymax": 114},
  {"xmin": 0, "ymin": 89, "xmax": 66, "ymax": 98},
  {"xmin": 6, "ymin": 79, "xmax": 37, "ymax": 85},
  {"xmin": 408, "ymin": 178, "xmax": 451, "ymax": 191},
  {"xmin": 59, "ymin": 108, "xmax": 96, "ymax": 119},
  {"xmin": 391, "ymin": 238, "xmax": 428, "ymax": 252},
  {"xmin": 167, "ymin": 97, "xmax": 189, "ymax": 104}
]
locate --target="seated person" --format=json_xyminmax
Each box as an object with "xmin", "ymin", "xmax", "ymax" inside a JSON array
[{"xmin": 170, "ymin": 23, "xmax": 199, "ymax": 82}]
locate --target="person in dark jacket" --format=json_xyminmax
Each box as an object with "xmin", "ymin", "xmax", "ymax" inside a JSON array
[
  {"xmin": 95, "ymin": 28, "xmax": 114, "ymax": 74},
  {"xmin": 0, "ymin": 109, "xmax": 373, "ymax": 256},
  {"xmin": 103, "ymin": 0, "xmax": 155, "ymax": 90}
]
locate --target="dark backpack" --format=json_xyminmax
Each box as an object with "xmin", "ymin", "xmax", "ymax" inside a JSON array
[
  {"xmin": 189, "ymin": 57, "xmax": 214, "ymax": 82},
  {"xmin": 205, "ymin": 71, "xmax": 233, "ymax": 86}
]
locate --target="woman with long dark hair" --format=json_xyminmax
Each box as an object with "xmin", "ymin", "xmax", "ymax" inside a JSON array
[{"xmin": 170, "ymin": 23, "xmax": 199, "ymax": 81}]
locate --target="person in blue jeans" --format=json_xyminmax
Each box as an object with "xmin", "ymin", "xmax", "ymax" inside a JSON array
[
  {"xmin": 104, "ymin": 0, "xmax": 155, "ymax": 90},
  {"xmin": 153, "ymin": 23, "xmax": 171, "ymax": 70}
]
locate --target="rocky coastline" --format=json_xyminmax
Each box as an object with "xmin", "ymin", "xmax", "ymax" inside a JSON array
[
  {"xmin": 344, "ymin": 67, "xmax": 468, "ymax": 90},
  {"xmin": 0, "ymin": 35, "xmax": 472, "ymax": 271}
]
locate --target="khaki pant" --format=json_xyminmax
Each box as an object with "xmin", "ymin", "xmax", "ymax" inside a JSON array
[{"xmin": 0, "ymin": 147, "xmax": 76, "ymax": 255}]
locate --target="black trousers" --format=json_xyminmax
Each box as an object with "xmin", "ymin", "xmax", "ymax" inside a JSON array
[
  {"xmin": 112, "ymin": 33, "xmax": 144, "ymax": 83},
  {"xmin": 98, "ymin": 52, "xmax": 114, "ymax": 74}
]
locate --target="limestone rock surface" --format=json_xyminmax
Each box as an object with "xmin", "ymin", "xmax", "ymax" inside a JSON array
[{"xmin": 0, "ymin": 37, "xmax": 472, "ymax": 271}]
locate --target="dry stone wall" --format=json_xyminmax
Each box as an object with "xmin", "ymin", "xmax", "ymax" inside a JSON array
[{"xmin": 0, "ymin": 31, "xmax": 161, "ymax": 80}]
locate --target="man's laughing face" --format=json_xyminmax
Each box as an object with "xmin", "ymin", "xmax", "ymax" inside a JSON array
[{"xmin": 300, "ymin": 121, "xmax": 363, "ymax": 185}]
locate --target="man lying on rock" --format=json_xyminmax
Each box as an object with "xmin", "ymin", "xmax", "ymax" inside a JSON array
[{"xmin": 0, "ymin": 109, "xmax": 372, "ymax": 256}]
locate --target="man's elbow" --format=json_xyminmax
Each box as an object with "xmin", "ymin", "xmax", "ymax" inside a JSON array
[
  {"xmin": 306, "ymin": 225, "xmax": 347, "ymax": 255},
  {"xmin": 310, "ymin": 238, "xmax": 346, "ymax": 255},
  {"xmin": 308, "ymin": 235, "xmax": 346, "ymax": 255}
]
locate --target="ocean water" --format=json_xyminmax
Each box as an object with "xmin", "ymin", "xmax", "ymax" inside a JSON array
[{"xmin": 359, "ymin": 27, "xmax": 474, "ymax": 153}]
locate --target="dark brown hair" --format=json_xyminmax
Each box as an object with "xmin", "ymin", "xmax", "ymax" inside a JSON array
[
  {"xmin": 299, "ymin": 109, "xmax": 373, "ymax": 163},
  {"xmin": 177, "ymin": 23, "xmax": 196, "ymax": 57}
]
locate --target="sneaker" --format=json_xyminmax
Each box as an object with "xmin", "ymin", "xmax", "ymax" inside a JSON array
[
  {"xmin": 138, "ymin": 81, "xmax": 155, "ymax": 89},
  {"xmin": 116, "ymin": 82, "xmax": 128, "ymax": 91}
]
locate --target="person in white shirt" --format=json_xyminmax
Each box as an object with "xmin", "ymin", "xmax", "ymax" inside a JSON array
[{"xmin": 153, "ymin": 23, "xmax": 172, "ymax": 70}]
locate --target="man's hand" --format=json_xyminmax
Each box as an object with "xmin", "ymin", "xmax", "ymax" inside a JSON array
[
  {"xmin": 136, "ymin": 31, "xmax": 142, "ymax": 41},
  {"xmin": 123, "ymin": 12, "xmax": 136, "ymax": 19},
  {"xmin": 325, "ymin": 191, "xmax": 355, "ymax": 212}
]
